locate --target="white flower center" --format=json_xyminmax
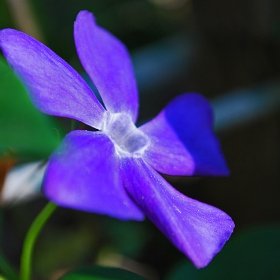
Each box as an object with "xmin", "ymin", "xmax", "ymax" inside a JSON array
[{"xmin": 102, "ymin": 112, "xmax": 149, "ymax": 157}]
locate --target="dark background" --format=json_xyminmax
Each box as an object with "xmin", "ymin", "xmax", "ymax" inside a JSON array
[{"xmin": 1, "ymin": 0, "xmax": 280, "ymax": 279}]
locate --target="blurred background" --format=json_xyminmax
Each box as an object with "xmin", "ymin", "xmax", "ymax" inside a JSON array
[{"xmin": 1, "ymin": 0, "xmax": 280, "ymax": 279}]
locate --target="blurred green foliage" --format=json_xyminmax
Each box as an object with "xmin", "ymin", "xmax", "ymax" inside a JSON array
[
  {"xmin": 59, "ymin": 265, "xmax": 147, "ymax": 280},
  {"xmin": 167, "ymin": 225, "xmax": 280, "ymax": 280},
  {"xmin": 0, "ymin": 1, "xmax": 12, "ymax": 29},
  {"xmin": 0, "ymin": 56, "xmax": 62, "ymax": 159}
]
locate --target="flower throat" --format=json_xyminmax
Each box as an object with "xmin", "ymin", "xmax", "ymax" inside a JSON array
[{"xmin": 102, "ymin": 112, "xmax": 149, "ymax": 157}]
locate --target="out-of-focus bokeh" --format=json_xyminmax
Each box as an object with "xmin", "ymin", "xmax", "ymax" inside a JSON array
[{"xmin": 1, "ymin": 0, "xmax": 280, "ymax": 279}]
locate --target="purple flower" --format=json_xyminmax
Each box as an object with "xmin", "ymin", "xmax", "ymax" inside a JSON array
[{"xmin": 0, "ymin": 10, "xmax": 234, "ymax": 268}]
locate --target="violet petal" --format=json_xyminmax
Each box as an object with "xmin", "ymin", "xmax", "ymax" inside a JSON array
[
  {"xmin": 74, "ymin": 10, "xmax": 139, "ymax": 122},
  {"xmin": 44, "ymin": 130, "xmax": 144, "ymax": 221},
  {"xmin": 0, "ymin": 29, "xmax": 105, "ymax": 129},
  {"xmin": 121, "ymin": 157, "xmax": 234, "ymax": 268},
  {"xmin": 140, "ymin": 93, "xmax": 229, "ymax": 176}
]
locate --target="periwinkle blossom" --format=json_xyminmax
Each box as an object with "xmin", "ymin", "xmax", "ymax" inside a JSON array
[{"xmin": 0, "ymin": 10, "xmax": 234, "ymax": 267}]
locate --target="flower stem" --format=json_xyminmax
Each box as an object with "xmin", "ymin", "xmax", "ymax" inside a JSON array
[{"xmin": 20, "ymin": 202, "xmax": 57, "ymax": 280}]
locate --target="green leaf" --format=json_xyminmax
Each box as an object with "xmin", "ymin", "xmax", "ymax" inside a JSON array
[
  {"xmin": 102, "ymin": 218, "xmax": 150, "ymax": 258},
  {"xmin": 166, "ymin": 225, "xmax": 280, "ymax": 280},
  {"xmin": 0, "ymin": 56, "xmax": 63, "ymax": 159},
  {"xmin": 59, "ymin": 266, "xmax": 147, "ymax": 280},
  {"xmin": 0, "ymin": 252, "xmax": 18, "ymax": 280}
]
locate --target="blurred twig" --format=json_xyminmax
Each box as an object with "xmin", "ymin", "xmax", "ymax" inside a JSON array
[{"xmin": 6, "ymin": 0, "xmax": 45, "ymax": 42}]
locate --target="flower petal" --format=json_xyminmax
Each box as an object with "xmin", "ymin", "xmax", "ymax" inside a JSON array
[
  {"xmin": 43, "ymin": 130, "xmax": 144, "ymax": 221},
  {"xmin": 0, "ymin": 29, "xmax": 105, "ymax": 129},
  {"xmin": 140, "ymin": 93, "xmax": 229, "ymax": 176},
  {"xmin": 121, "ymin": 157, "xmax": 234, "ymax": 268},
  {"xmin": 74, "ymin": 11, "xmax": 139, "ymax": 122}
]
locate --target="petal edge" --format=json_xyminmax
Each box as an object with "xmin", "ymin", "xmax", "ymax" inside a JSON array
[
  {"xmin": 74, "ymin": 10, "xmax": 139, "ymax": 122},
  {"xmin": 140, "ymin": 93, "xmax": 229, "ymax": 176},
  {"xmin": 0, "ymin": 29, "xmax": 105, "ymax": 129},
  {"xmin": 44, "ymin": 131, "xmax": 144, "ymax": 221},
  {"xmin": 121, "ymin": 157, "xmax": 234, "ymax": 267}
]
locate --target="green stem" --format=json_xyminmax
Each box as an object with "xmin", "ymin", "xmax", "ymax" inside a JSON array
[{"xmin": 20, "ymin": 202, "xmax": 57, "ymax": 280}]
